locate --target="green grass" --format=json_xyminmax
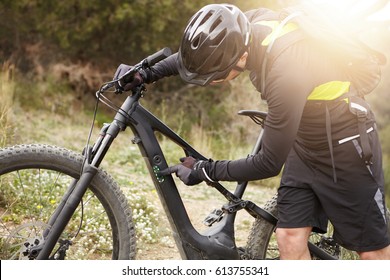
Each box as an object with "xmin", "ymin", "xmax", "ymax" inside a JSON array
[
  {"xmin": 0, "ymin": 168, "xmax": 115, "ymax": 259},
  {"xmin": 0, "ymin": 63, "xmax": 15, "ymax": 147},
  {"xmin": 4, "ymin": 68, "xmax": 385, "ymax": 260},
  {"xmin": 1, "ymin": 88, "xmax": 277, "ymax": 259},
  {"xmin": 0, "ymin": 66, "xmax": 168, "ymax": 256}
]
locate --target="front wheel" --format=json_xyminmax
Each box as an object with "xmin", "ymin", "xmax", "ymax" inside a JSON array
[{"xmin": 0, "ymin": 144, "xmax": 136, "ymax": 260}]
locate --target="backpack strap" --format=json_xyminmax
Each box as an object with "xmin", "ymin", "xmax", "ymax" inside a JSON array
[
  {"xmin": 259, "ymin": 12, "xmax": 305, "ymax": 94},
  {"xmin": 325, "ymin": 104, "xmax": 338, "ymax": 183},
  {"xmin": 348, "ymin": 96, "xmax": 373, "ymax": 165}
]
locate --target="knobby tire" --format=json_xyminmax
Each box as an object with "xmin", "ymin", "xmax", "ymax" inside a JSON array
[{"xmin": 0, "ymin": 144, "xmax": 136, "ymax": 260}]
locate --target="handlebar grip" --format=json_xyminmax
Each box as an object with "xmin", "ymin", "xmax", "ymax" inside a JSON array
[{"xmin": 144, "ymin": 47, "xmax": 172, "ymax": 67}]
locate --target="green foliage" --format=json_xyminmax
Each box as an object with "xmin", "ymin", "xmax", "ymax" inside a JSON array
[
  {"xmin": 0, "ymin": 0, "xmax": 214, "ymax": 66},
  {"xmin": 16, "ymin": 75, "xmax": 75, "ymax": 115},
  {"xmin": 0, "ymin": 0, "xmax": 294, "ymax": 69},
  {"xmin": 2, "ymin": 0, "xmax": 389, "ymax": 164},
  {"xmin": 2, "ymin": 0, "xmax": 390, "ymax": 213},
  {"xmin": 1, "ymin": 0, "xmax": 390, "ymax": 260}
]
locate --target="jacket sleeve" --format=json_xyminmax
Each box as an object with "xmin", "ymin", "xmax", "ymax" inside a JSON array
[
  {"xmin": 141, "ymin": 52, "xmax": 179, "ymax": 83},
  {"xmin": 204, "ymin": 42, "xmax": 316, "ymax": 182}
]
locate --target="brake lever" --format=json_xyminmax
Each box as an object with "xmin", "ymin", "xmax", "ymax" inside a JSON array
[
  {"xmin": 100, "ymin": 82, "xmax": 115, "ymax": 93},
  {"xmin": 98, "ymin": 47, "xmax": 172, "ymax": 94}
]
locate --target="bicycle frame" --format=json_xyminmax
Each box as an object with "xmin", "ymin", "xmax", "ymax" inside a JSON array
[
  {"xmin": 127, "ymin": 97, "xmax": 243, "ymax": 260},
  {"xmin": 34, "ymin": 45, "xmax": 338, "ymax": 259},
  {"xmin": 36, "ymin": 84, "xmax": 336, "ymax": 260}
]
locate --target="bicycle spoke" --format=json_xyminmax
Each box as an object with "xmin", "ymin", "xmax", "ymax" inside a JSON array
[
  {"xmin": 0, "ymin": 169, "xmax": 108, "ymax": 259},
  {"xmin": 0, "ymin": 144, "xmax": 135, "ymax": 260}
]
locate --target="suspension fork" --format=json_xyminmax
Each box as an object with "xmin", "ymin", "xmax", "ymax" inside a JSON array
[
  {"xmin": 41, "ymin": 123, "xmax": 111, "ymax": 239},
  {"xmin": 37, "ymin": 120, "xmax": 124, "ymax": 259}
]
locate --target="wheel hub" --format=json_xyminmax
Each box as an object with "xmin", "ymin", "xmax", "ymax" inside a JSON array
[{"xmin": 4, "ymin": 221, "xmax": 49, "ymax": 260}]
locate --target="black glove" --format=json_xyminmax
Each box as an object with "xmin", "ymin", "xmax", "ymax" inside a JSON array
[
  {"xmin": 113, "ymin": 64, "xmax": 144, "ymax": 92},
  {"xmin": 160, "ymin": 157, "xmax": 213, "ymax": 186}
]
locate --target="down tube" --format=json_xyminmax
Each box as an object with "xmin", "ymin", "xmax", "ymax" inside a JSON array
[{"xmin": 128, "ymin": 105, "xmax": 239, "ymax": 259}]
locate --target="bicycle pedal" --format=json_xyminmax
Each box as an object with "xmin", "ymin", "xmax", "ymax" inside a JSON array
[{"xmin": 203, "ymin": 209, "xmax": 224, "ymax": 226}]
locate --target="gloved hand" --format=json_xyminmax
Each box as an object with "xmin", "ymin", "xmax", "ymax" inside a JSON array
[
  {"xmin": 113, "ymin": 64, "xmax": 143, "ymax": 92},
  {"xmin": 160, "ymin": 157, "xmax": 207, "ymax": 186}
]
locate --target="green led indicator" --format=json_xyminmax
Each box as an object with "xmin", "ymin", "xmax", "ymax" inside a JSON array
[{"xmin": 153, "ymin": 166, "xmax": 164, "ymax": 183}]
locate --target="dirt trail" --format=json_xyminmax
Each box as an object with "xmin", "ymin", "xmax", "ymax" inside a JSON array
[{"xmin": 135, "ymin": 183, "xmax": 276, "ymax": 260}]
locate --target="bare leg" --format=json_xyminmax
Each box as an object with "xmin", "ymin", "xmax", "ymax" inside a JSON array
[
  {"xmin": 275, "ymin": 227, "xmax": 312, "ymax": 260},
  {"xmin": 358, "ymin": 245, "xmax": 390, "ymax": 260}
]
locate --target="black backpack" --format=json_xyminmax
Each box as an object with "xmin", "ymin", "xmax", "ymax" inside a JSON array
[
  {"xmin": 259, "ymin": 5, "xmax": 386, "ymax": 178},
  {"xmin": 261, "ymin": 5, "xmax": 386, "ymax": 97}
]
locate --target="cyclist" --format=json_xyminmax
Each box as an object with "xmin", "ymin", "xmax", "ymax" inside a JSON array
[{"xmin": 114, "ymin": 4, "xmax": 390, "ymax": 259}]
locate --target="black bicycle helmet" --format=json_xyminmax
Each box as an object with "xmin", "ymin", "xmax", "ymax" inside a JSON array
[{"xmin": 177, "ymin": 4, "xmax": 251, "ymax": 86}]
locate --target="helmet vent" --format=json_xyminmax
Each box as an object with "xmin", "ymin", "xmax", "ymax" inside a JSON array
[
  {"xmin": 210, "ymin": 17, "xmax": 222, "ymax": 32},
  {"xmin": 200, "ymin": 11, "xmax": 213, "ymax": 27},
  {"xmin": 212, "ymin": 29, "xmax": 226, "ymax": 46},
  {"xmin": 225, "ymin": 5, "xmax": 234, "ymax": 12},
  {"xmin": 177, "ymin": 4, "xmax": 251, "ymax": 85},
  {"xmin": 189, "ymin": 13, "xmax": 201, "ymax": 28},
  {"xmin": 191, "ymin": 37, "xmax": 201, "ymax": 49}
]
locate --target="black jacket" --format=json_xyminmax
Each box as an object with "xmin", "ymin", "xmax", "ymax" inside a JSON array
[{"xmin": 142, "ymin": 8, "xmax": 373, "ymax": 182}]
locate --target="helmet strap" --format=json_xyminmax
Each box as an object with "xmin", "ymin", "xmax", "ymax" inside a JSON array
[{"xmin": 232, "ymin": 65, "xmax": 245, "ymax": 72}]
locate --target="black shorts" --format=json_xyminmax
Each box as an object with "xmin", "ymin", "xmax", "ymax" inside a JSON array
[{"xmin": 277, "ymin": 129, "xmax": 390, "ymax": 252}]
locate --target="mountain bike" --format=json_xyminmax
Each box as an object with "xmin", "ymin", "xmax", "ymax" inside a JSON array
[{"xmin": 0, "ymin": 48, "xmax": 389, "ymax": 260}]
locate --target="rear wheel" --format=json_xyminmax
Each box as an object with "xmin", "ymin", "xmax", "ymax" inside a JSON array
[
  {"xmin": 0, "ymin": 144, "xmax": 136, "ymax": 260},
  {"xmin": 245, "ymin": 194, "xmax": 279, "ymax": 259},
  {"xmin": 245, "ymin": 193, "xmax": 390, "ymax": 260}
]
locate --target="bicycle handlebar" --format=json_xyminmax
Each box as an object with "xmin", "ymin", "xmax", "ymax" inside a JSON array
[
  {"xmin": 143, "ymin": 47, "xmax": 172, "ymax": 67},
  {"xmin": 99, "ymin": 47, "xmax": 172, "ymax": 93}
]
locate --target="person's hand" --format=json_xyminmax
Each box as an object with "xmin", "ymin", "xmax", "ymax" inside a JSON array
[
  {"xmin": 160, "ymin": 157, "xmax": 203, "ymax": 186},
  {"xmin": 113, "ymin": 64, "xmax": 143, "ymax": 93}
]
